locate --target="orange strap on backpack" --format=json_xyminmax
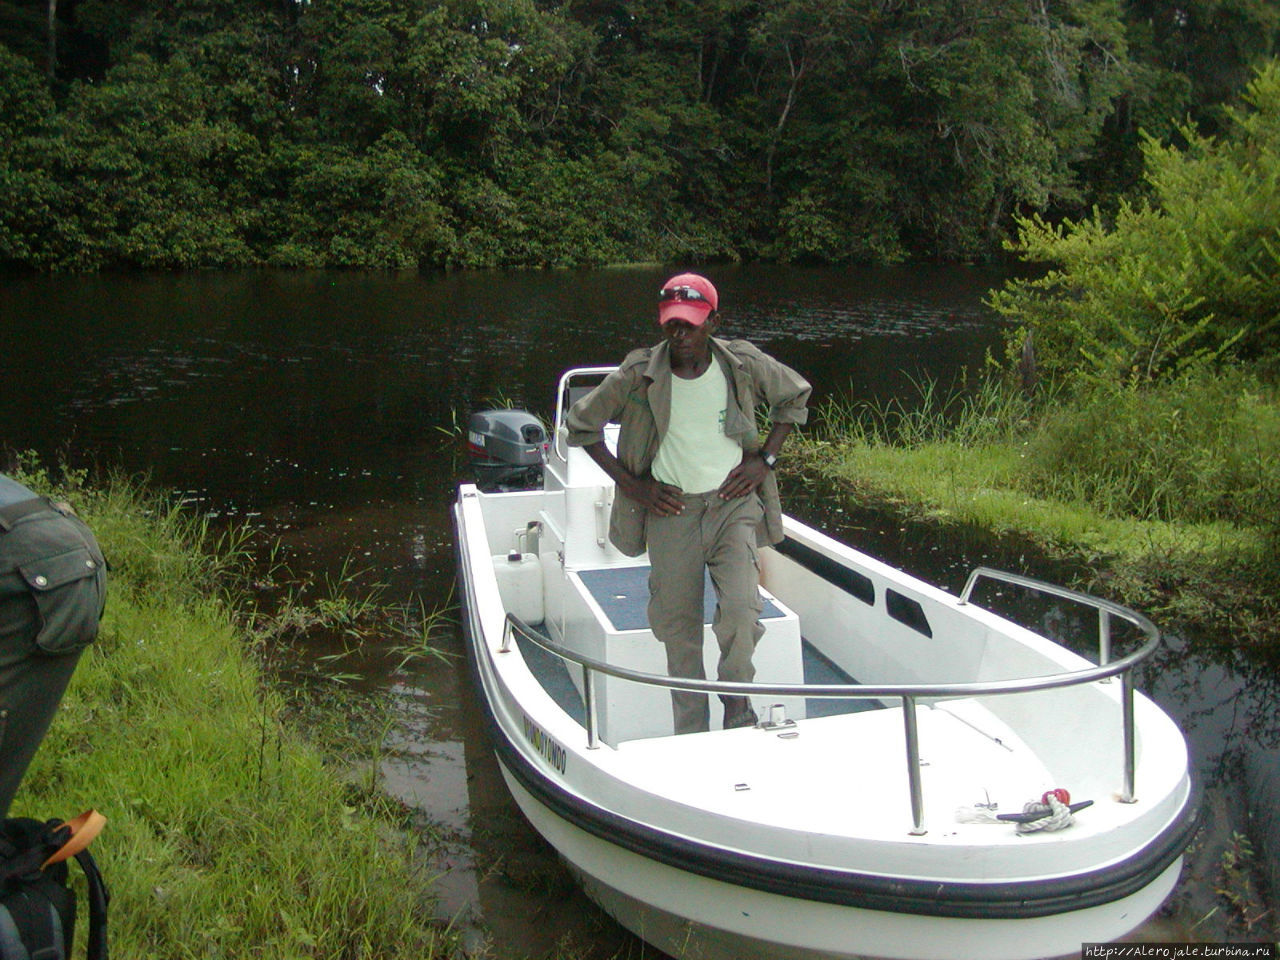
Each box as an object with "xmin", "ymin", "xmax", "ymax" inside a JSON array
[{"xmin": 41, "ymin": 810, "xmax": 106, "ymax": 868}]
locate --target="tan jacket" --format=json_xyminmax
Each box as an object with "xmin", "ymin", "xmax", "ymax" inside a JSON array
[{"xmin": 565, "ymin": 337, "xmax": 811, "ymax": 556}]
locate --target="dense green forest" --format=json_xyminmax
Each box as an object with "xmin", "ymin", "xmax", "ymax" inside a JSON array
[{"xmin": 1, "ymin": 0, "xmax": 1277, "ymax": 270}]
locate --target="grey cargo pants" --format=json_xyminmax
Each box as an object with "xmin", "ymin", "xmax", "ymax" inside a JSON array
[{"xmin": 646, "ymin": 491, "xmax": 765, "ymax": 734}]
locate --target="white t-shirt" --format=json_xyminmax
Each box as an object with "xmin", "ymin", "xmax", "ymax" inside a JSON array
[{"xmin": 651, "ymin": 356, "xmax": 742, "ymax": 494}]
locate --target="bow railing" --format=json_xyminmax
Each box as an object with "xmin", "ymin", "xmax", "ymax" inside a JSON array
[{"xmin": 500, "ymin": 567, "xmax": 1161, "ymax": 835}]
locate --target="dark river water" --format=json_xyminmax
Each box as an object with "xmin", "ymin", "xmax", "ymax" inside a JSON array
[{"xmin": 2, "ymin": 264, "xmax": 1275, "ymax": 956}]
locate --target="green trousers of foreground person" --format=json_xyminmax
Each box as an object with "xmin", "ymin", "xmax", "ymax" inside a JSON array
[{"xmin": 0, "ymin": 472, "xmax": 107, "ymax": 818}]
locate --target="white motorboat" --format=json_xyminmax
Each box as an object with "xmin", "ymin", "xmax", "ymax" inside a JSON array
[{"xmin": 451, "ymin": 367, "xmax": 1198, "ymax": 960}]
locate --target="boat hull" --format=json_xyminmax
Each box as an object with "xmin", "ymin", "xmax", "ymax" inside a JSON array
[{"xmin": 500, "ymin": 761, "xmax": 1183, "ymax": 960}]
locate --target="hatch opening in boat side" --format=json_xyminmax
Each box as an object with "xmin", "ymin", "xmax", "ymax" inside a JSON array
[
  {"xmin": 774, "ymin": 536, "xmax": 875, "ymax": 606},
  {"xmin": 886, "ymin": 589, "xmax": 933, "ymax": 638}
]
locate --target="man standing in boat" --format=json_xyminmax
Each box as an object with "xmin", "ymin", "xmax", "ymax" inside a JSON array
[{"xmin": 566, "ymin": 273, "xmax": 811, "ymax": 734}]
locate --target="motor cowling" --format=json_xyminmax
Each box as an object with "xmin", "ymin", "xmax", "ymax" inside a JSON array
[{"xmin": 466, "ymin": 409, "xmax": 547, "ymax": 491}]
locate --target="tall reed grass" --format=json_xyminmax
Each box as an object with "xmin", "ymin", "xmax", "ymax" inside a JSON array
[
  {"xmin": 8, "ymin": 458, "xmax": 447, "ymax": 959},
  {"xmin": 815, "ymin": 372, "xmax": 1038, "ymax": 449},
  {"xmin": 1022, "ymin": 368, "xmax": 1280, "ymax": 529},
  {"xmin": 810, "ymin": 366, "xmax": 1278, "ymax": 535}
]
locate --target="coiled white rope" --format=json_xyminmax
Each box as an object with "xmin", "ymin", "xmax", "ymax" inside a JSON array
[
  {"xmin": 955, "ymin": 791, "xmax": 1078, "ymax": 831},
  {"xmin": 1015, "ymin": 793, "xmax": 1074, "ymax": 834},
  {"xmin": 954, "ymin": 804, "xmax": 1002, "ymax": 824}
]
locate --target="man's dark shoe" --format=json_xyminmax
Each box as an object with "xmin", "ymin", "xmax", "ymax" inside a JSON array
[{"xmin": 721, "ymin": 696, "xmax": 757, "ymax": 730}]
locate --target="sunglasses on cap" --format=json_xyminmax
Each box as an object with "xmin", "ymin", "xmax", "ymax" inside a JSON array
[{"xmin": 659, "ymin": 285, "xmax": 712, "ymax": 305}]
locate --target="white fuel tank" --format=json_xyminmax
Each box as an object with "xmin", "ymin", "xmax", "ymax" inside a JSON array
[{"xmin": 493, "ymin": 551, "xmax": 544, "ymax": 625}]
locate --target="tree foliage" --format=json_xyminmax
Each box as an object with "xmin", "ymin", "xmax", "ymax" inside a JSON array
[
  {"xmin": 991, "ymin": 62, "xmax": 1280, "ymax": 384},
  {"xmin": 1, "ymin": 0, "xmax": 1277, "ymax": 270}
]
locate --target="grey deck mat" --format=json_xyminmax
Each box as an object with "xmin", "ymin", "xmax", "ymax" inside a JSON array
[{"xmin": 576, "ymin": 566, "xmax": 786, "ymax": 632}]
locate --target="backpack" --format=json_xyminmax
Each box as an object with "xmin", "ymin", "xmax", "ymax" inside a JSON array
[{"xmin": 0, "ymin": 811, "xmax": 108, "ymax": 960}]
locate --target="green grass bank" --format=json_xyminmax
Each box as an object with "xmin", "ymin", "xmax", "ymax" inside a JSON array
[
  {"xmin": 792, "ymin": 370, "xmax": 1280, "ymax": 645},
  {"xmin": 9, "ymin": 461, "xmax": 446, "ymax": 960}
]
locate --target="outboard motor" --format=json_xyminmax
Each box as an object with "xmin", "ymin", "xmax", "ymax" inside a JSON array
[{"xmin": 467, "ymin": 409, "xmax": 547, "ymax": 491}]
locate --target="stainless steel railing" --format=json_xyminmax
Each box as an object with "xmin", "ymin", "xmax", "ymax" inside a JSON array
[
  {"xmin": 499, "ymin": 566, "xmax": 1162, "ymax": 835},
  {"xmin": 551, "ymin": 366, "xmax": 618, "ymax": 462},
  {"xmin": 958, "ymin": 566, "xmax": 1162, "ymax": 806}
]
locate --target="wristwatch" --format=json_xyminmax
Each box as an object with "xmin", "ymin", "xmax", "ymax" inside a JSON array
[{"xmin": 761, "ymin": 451, "xmax": 779, "ymax": 470}]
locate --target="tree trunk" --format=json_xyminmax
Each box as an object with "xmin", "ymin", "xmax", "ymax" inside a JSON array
[
  {"xmin": 1018, "ymin": 330, "xmax": 1038, "ymax": 397},
  {"xmin": 46, "ymin": 0, "xmax": 57, "ymax": 82},
  {"xmin": 765, "ymin": 39, "xmax": 805, "ymax": 197}
]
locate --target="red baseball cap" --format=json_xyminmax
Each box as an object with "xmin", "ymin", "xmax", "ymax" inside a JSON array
[{"xmin": 658, "ymin": 273, "xmax": 718, "ymax": 327}]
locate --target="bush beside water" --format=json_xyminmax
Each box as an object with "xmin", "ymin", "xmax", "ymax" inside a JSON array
[
  {"xmin": 1024, "ymin": 370, "xmax": 1280, "ymax": 530},
  {"xmin": 10, "ymin": 461, "xmax": 445, "ymax": 960}
]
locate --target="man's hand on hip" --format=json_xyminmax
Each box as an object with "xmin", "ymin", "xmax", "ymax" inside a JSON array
[
  {"xmin": 622, "ymin": 474, "xmax": 685, "ymax": 516},
  {"xmin": 718, "ymin": 453, "xmax": 769, "ymax": 500}
]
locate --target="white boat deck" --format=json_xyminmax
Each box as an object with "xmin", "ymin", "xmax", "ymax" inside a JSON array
[{"xmin": 612, "ymin": 699, "xmax": 1065, "ymax": 849}]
